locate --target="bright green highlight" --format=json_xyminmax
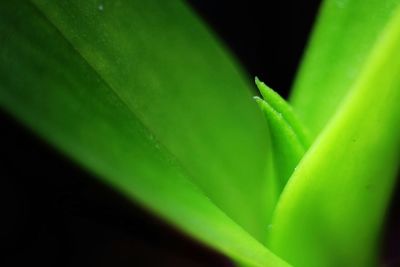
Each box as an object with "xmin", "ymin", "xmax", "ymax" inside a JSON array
[
  {"xmin": 0, "ymin": 0, "xmax": 399, "ymax": 266},
  {"xmin": 254, "ymin": 79, "xmax": 309, "ymax": 192},
  {"xmin": 269, "ymin": 4, "xmax": 400, "ymax": 266},
  {"xmin": 256, "ymin": 77, "xmax": 311, "ymax": 148},
  {"xmin": 290, "ymin": 0, "xmax": 400, "ymax": 138}
]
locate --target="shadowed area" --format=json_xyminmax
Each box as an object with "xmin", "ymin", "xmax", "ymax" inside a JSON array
[
  {"xmin": 1, "ymin": 1, "xmax": 398, "ymax": 266},
  {"xmin": 0, "ymin": 110, "xmax": 233, "ymax": 267}
]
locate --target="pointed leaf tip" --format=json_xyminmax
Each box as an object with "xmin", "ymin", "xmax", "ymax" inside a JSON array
[
  {"xmin": 255, "ymin": 78, "xmax": 311, "ymax": 148},
  {"xmin": 253, "ymin": 95, "xmax": 262, "ymax": 101},
  {"xmin": 254, "ymin": 79, "xmax": 309, "ymax": 195}
]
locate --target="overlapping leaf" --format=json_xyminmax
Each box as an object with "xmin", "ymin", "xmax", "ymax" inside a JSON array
[
  {"xmin": 291, "ymin": 0, "xmax": 400, "ymax": 137},
  {"xmin": 269, "ymin": 3, "xmax": 400, "ymax": 266},
  {"xmin": 2, "ymin": 0, "xmax": 400, "ymax": 266},
  {"xmin": 255, "ymin": 78, "xmax": 310, "ymax": 193}
]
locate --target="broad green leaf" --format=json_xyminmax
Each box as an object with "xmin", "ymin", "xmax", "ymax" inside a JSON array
[
  {"xmin": 29, "ymin": 0, "xmax": 272, "ymax": 240},
  {"xmin": 269, "ymin": 5, "xmax": 400, "ymax": 266},
  {"xmin": 254, "ymin": 79, "xmax": 310, "ymax": 192},
  {"xmin": 0, "ymin": 2, "xmax": 290, "ymax": 267},
  {"xmin": 290, "ymin": 0, "xmax": 400, "ymax": 137}
]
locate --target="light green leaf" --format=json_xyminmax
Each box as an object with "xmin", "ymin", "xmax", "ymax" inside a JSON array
[
  {"xmin": 0, "ymin": 1, "xmax": 289, "ymax": 266},
  {"xmin": 269, "ymin": 4, "xmax": 400, "ymax": 266},
  {"xmin": 29, "ymin": 0, "xmax": 272, "ymax": 240},
  {"xmin": 254, "ymin": 78, "xmax": 310, "ymax": 192},
  {"xmin": 290, "ymin": 0, "xmax": 400, "ymax": 137}
]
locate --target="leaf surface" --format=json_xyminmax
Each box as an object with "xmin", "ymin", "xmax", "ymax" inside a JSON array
[
  {"xmin": 291, "ymin": 0, "xmax": 400, "ymax": 137},
  {"xmin": 255, "ymin": 79, "xmax": 310, "ymax": 192},
  {"xmin": 29, "ymin": 0, "xmax": 273, "ymax": 240},
  {"xmin": 269, "ymin": 5, "xmax": 400, "ymax": 266},
  {"xmin": 0, "ymin": 1, "xmax": 289, "ymax": 266}
]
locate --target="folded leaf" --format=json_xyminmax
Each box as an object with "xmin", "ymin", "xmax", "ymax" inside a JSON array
[
  {"xmin": 256, "ymin": 78, "xmax": 311, "ymax": 148},
  {"xmin": 255, "ymin": 79, "xmax": 310, "ymax": 192},
  {"xmin": 290, "ymin": 0, "xmax": 400, "ymax": 137},
  {"xmin": 0, "ymin": 2, "xmax": 289, "ymax": 266},
  {"xmin": 269, "ymin": 5, "xmax": 400, "ymax": 266}
]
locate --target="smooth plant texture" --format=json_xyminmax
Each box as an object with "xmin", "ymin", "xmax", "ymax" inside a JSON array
[
  {"xmin": 256, "ymin": 78, "xmax": 311, "ymax": 148},
  {"xmin": 269, "ymin": 3, "xmax": 400, "ymax": 266},
  {"xmin": 290, "ymin": 0, "xmax": 400, "ymax": 138},
  {"xmin": 0, "ymin": 0, "xmax": 400, "ymax": 267},
  {"xmin": 29, "ymin": 0, "xmax": 272, "ymax": 241},
  {"xmin": 0, "ymin": 1, "xmax": 288, "ymax": 266},
  {"xmin": 254, "ymin": 80, "xmax": 310, "ymax": 191}
]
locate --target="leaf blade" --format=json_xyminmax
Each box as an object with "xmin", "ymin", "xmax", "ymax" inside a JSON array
[
  {"xmin": 290, "ymin": 0, "xmax": 400, "ymax": 137},
  {"xmin": 30, "ymin": 0, "xmax": 272, "ymax": 239},
  {"xmin": 255, "ymin": 79, "xmax": 310, "ymax": 192},
  {"xmin": 0, "ymin": 2, "xmax": 289, "ymax": 266},
  {"xmin": 269, "ymin": 5, "xmax": 400, "ymax": 266}
]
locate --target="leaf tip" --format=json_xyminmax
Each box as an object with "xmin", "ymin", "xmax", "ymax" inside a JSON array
[
  {"xmin": 254, "ymin": 76, "xmax": 274, "ymax": 101},
  {"xmin": 254, "ymin": 76, "xmax": 264, "ymax": 92},
  {"xmin": 253, "ymin": 95, "xmax": 265, "ymax": 108}
]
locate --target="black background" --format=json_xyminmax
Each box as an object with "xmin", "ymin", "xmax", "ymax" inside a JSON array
[{"xmin": 1, "ymin": 1, "xmax": 399, "ymax": 266}]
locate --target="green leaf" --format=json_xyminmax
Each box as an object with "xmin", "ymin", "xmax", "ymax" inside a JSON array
[
  {"xmin": 290, "ymin": 0, "xmax": 400, "ymax": 138},
  {"xmin": 254, "ymin": 78, "xmax": 310, "ymax": 192},
  {"xmin": 0, "ymin": 1, "xmax": 289, "ymax": 266},
  {"xmin": 29, "ymin": 0, "xmax": 272, "ymax": 241},
  {"xmin": 268, "ymin": 4, "xmax": 400, "ymax": 266}
]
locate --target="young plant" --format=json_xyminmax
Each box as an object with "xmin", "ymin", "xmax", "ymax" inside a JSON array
[{"xmin": 0, "ymin": 0, "xmax": 399, "ymax": 266}]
